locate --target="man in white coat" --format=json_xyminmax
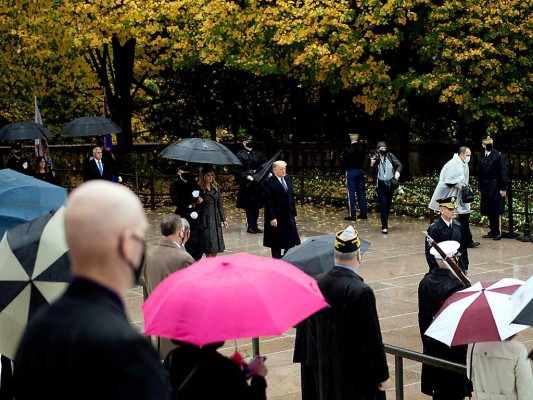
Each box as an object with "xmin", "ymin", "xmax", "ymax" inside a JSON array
[{"xmin": 429, "ymin": 147, "xmax": 480, "ymax": 248}]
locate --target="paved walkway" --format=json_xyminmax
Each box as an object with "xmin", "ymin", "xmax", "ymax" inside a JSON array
[{"xmin": 124, "ymin": 200, "xmax": 533, "ymax": 400}]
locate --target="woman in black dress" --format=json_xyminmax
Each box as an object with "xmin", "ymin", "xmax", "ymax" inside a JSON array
[{"xmin": 34, "ymin": 156, "xmax": 55, "ymax": 184}]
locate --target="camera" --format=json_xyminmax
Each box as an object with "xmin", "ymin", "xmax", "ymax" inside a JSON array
[{"xmin": 397, "ymin": 186, "xmax": 405, "ymax": 196}]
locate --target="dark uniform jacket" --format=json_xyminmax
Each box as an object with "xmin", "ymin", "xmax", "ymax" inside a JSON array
[
  {"xmin": 310, "ymin": 266, "xmax": 389, "ymax": 400},
  {"xmin": 425, "ymin": 217, "xmax": 469, "ymax": 271},
  {"xmin": 478, "ymin": 149, "xmax": 508, "ymax": 216},
  {"xmin": 14, "ymin": 278, "xmax": 171, "ymax": 400},
  {"xmin": 169, "ymin": 177, "xmax": 205, "ymax": 260},
  {"xmin": 342, "ymin": 142, "xmax": 365, "ymax": 170},
  {"xmin": 418, "ymin": 269, "xmax": 472, "ymax": 398},
  {"xmin": 262, "ymin": 174, "xmax": 300, "ymax": 250},
  {"xmin": 6, "ymin": 156, "xmax": 32, "ymax": 175},
  {"xmin": 235, "ymin": 149, "xmax": 264, "ymax": 210},
  {"xmin": 164, "ymin": 343, "xmax": 266, "ymax": 400}
]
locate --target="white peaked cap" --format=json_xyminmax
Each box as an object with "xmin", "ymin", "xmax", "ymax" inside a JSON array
[{"xmin": 430, "ymin": 240, "xmax": 460, "ymax": 259}]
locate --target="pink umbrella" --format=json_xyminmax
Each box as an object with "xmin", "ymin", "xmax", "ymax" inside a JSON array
[
  {"xmin": 425, "ymin": 278, "xmax": 529, "ymax": 346},
  {"xmin": 142, "ymin": 253, "xmax": 328, "ymax": 346}
]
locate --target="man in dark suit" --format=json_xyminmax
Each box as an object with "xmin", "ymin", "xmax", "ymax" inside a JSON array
[
  {"xmin": 83, "ymin": 147, "xmax": 113, "ymax": 181},
  {"xmin": 6, "ymin": 143, "xmax": 32, "ymax": 175},
  {"xmin": 14, "ymin": 181, "xmax": 171, "ymax": 400},
  {"xmin": 262, "ymin": 160, "xmax": 300, "ymax": 259},
  {"xmin": 309, "ymin": 226, "xmax": 391, "ymax": 400},
  {"xmin": 425, "ymin": 196, "xmax": 469, "ymax": 273},
  {"xmin": 478, "ymin": 136, "xmax": 508, "ymax": 240}
]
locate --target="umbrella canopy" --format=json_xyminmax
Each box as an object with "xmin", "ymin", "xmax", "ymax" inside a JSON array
[
  {"xmin": 282, "ymin": 233, "xmax": 371, "ymax": 277},
  {"xmin": 160, "ymin": 138, "xmax": 241, "ymax": 166},
  {"xmin": 0, "ymin": 207, "xmax": 71, "ymax": 359},
  {"xmin": 0, "ymin": 169, "xmax": 67, "ymax": 237},
  {"xmin": 0, "ymin": 122, "xmax": 54, "ymax": 141},
  {"xmin": 252, "ymin": 150, "xmax": 282, "ymax": 182},
  {"xmin": 511, "ymin": 274, "xmax": 533, "ymax": 326},
  {"xmin": 60, "ymin": 116, "xmax": 122, "ymax": 137},
  {"xmin": 425, "ymin": 278, "xmax": 529, "ymax": 347},
  {"xmin": 142, "ymin": 253, "xmax": 328, "ymax": 346}
]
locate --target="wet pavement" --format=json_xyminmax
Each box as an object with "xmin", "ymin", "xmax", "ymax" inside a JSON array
[{"xmin": 124, "ymin": 199, "xmax": 533, "ymax": 400}]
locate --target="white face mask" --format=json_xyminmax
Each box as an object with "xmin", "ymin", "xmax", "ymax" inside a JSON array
[{"xmin": 464, "ymin": 156, "xmax": 471, "ymax": 163}]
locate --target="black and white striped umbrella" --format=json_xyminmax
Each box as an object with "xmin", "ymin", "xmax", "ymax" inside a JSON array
[{"xmin": 0, "ymin": 207, "xmax": 71, "ymax": 360}]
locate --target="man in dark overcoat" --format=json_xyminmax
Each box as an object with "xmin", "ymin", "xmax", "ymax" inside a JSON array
[
  {"xmin": 14, "ymin": 181, "xmax": 171, "ymax": 400},
  {"xmin": 169, "ymin": 164, "xmax": 205, "ymax": 261},
  {"xmin": 309, "ymin": 226, "xmax": 391, "ymax": 400},
  {"xmin": 262, "ymin": 160, "xmax": 300, "ymax": 259},
  {"xmin": 234, "ymin": 135, "xmax": 264, "ymax": 233},
  {"xmin": 478, "ymin": 136, "xmax": 508, "ymax": 240},
  {"xmin": 425, "ymin": 196, "xmax": 469, "ymax": 272},
  {"xmin": 418, "ymin": 240, "xmax": 472, "ymax": 400}
]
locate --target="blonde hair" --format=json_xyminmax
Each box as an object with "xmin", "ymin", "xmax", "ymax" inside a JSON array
[{"xmin": 199, "ymin": 167, "xmax": 218, "ymax": 191}]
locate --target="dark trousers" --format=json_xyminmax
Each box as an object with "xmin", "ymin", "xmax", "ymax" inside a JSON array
[
  {"xmin": 0, "ymin": 355, "xmax": 13, "ymax": 400},
  {"xmin": 457, "ymin": 213, "xmax": 473, "ymax": 244},
  {"xmin": 377, "ymin": 181, "xmax": 394, "ymax": 229},
  {"xmin": 245, "ymin": 208, "xmax": 260, "ymax": 230},
  {"xmin": 346, "ymin": 169, "xmax": 367, "ymax": 216},
  {"xmin": 300, "ymin": 364, "xmax": 319, "ymax": 400},
  {"xmin": 271, "ymin": 248, "xmax": 289, "ymax": 259},
  {"xmin": 489, "ymin": 214, "xmax": 501, "ymax": 236}
]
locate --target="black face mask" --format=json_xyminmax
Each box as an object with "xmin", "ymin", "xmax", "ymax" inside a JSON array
[
  {"xmin": 379, "ymin": 150, "xmax": 387, "ymax": 155},
  {"xmin": 485, "ymin": 144, "xmax": 493, "ymax": 151},
  {"xmin": 121, "ymin": 235, "xmax": 146, "ymax": 284},
  {"xmin": 13, "ymin": 150, "xmax": 22, "ymax": 156},
  {"xmin": 245, "ymin": 141, "xmax": 253, "ymax": 148}
]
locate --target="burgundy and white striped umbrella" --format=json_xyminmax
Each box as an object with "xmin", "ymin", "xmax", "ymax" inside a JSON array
[{"xmin": 425, "ymin": 278, "xmax": 529, "ymax": 346}]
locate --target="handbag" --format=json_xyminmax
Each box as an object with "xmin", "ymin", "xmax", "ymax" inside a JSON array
[
  {"xmin": 461, "ymin": 185, "xmax": 474, "ymax": 203},
  {"xmin": 389, "ymin": 178, "xmax": 400, "ymax": 191}
]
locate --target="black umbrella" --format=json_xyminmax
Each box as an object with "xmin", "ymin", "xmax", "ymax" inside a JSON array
[
  {"xmin": 0, "ymin": 207, "xmax": 71, "ymax": 360},
  {"xmin": 252, "ymin": 150, "xmax": 282, "ymax": 183},
  {"xmin": 511, "ymin": 275, "xmax": 532, "ymax": 326},
  {"xmin": 60, "ymin": 116, "xmax": 122, "ymax": 137},
  {"xmin": 283, "ymin": 234, "xmax": 371, "ymax": 277},
  {"xmin": 160, "ymin": 138, "xmax": 241, "ymax": 166},
  {"xmin": 0, "ymin": 122, "xmax": 54, "ymax": 141}
]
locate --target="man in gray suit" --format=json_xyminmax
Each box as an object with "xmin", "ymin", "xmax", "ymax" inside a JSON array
[{"xmin": 143, "ymin": 213, "xmax": 195, "ymax": 358}]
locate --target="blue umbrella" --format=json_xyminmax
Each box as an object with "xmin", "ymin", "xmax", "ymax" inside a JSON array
[{"xmin": 0, "ymin": 169, "xmax": 67, "ymax": 237}]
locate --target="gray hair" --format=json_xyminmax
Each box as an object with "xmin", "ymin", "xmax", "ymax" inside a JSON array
[
  {"xmin": 92, "ymin": 147, "xmax": 102, "ymax": 156},
  {"xmin": 458, "ymin": 146, "xmax": 470, "ymax": 156},
  {"xmin": 182, "ymin": 217, "xmax": 190, "ymax": 236},
  {"xmin": 273, "ymin": 160, "xmax": 287, "ymax": 169},
  {"xmin": 334, "ymin": 249, "xmax": 360, "ymax": 263},
  {"xmin": 160, "ymin": 214, "xmax": 183, "ymax": 236}
]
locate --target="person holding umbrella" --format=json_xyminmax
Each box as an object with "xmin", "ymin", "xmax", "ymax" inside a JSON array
[
  {"xmin": 234, "ymin": 135, "xmax": 264, "ymax": 234},
  {"xmin": 467, "ymin": 336, "xmax": 533, "ymax": 400},
  {"xmin": 169, "ymin": 164, "xmax": 205, "ymax": 261},
  {"xmin": 6, "ymin": 143, "xmax": 32, "ymax": 176},
  {"xmin": 418, "ymin": 240, "xmax": 472, "ymax": 400}
]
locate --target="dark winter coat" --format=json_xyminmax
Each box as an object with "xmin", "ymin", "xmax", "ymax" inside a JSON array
[
  {"xmin": 262, "ymin": 174, "xmax": 300, "ymax": 250},
  {"xmin": 418, "ymin": 269, "xmax": 472, "ymax": 399},
  {"xmin": 310, "ymin": 266, "xmax": 389, "ymax": 400},
  {"xmin": 169, "ymin": 177, "xmax": 205, "ymax": 260},
  {"xmin": 14, "ymin": 278, "xmax": 171, "ymax": 400},
  {"xmin": 164, "ymin": 344, "xmax": 266, "ymax": 400},
  {"xmin": 200, "ymin": 186, "xmax": 226, "ymax": 254},
  {"xmin": 425, "ymin": 217, "xmax": 469, "ymax": 271},
  {"xmin": 235, "ymin": 148, "xmax": 264, "ymax": 210},
  {"xmin": 478, "ymin": 149, "xmax": 508, "ymax": 216},
  {"xmin": 342, "ymin": 142, "xmax": 366, "ymax": 170}
]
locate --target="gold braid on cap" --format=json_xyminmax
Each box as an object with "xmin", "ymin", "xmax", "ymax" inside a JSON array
[
  {"xmin": 438, "ymin": 197, "xmax": 457, "ymax": 209},
  {"xmin": 334, "ymin": 229, "xmax": 361, "ymax": 253},
  {"xmin": 482, "ymin": 136, "xmax": 493, "ymax": 145}
]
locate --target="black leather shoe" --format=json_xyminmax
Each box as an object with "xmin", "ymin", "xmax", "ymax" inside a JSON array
[
  {"xmin": 246, "ymin": 228, "xmax": 258, "ymax": 234},
  {"xmin": 357, "ymin": 214, "xmax": 368, "ymax": 220},
  {"xmin": 255, "ymin": 228, "xmax": 263, "ymax": 233},
  {"xmin": 493, "ymin": 235, "xmax": 501, "ymax": 241},
  {"xmin": 467, "ymin": 241, "xmax": 480, "ymax": 248},
  {"xmin": 344, "ymin": 216, "xmax": 357, "ymax": 221},
  {"xmin": 482, "ymin": 233, "xmax": 494, "ymax": 239}
]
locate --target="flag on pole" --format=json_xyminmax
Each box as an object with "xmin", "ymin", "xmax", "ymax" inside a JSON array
[{"xmin": 34, "ymin": 96, "xmax": 54, "ymax": 173}]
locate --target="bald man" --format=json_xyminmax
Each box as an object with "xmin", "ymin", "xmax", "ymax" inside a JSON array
[{"xmin": 14, "ymin": 181, "xmax": 171, "ymax": 400}]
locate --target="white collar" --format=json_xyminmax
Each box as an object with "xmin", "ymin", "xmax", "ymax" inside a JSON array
[
  {"xmin": 453, "ymin": 153, "xmax": 464, "ymax": 164},
  {"xmin": 441, "ymin": 216, "xmax": 452, "ymax": 227}
]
